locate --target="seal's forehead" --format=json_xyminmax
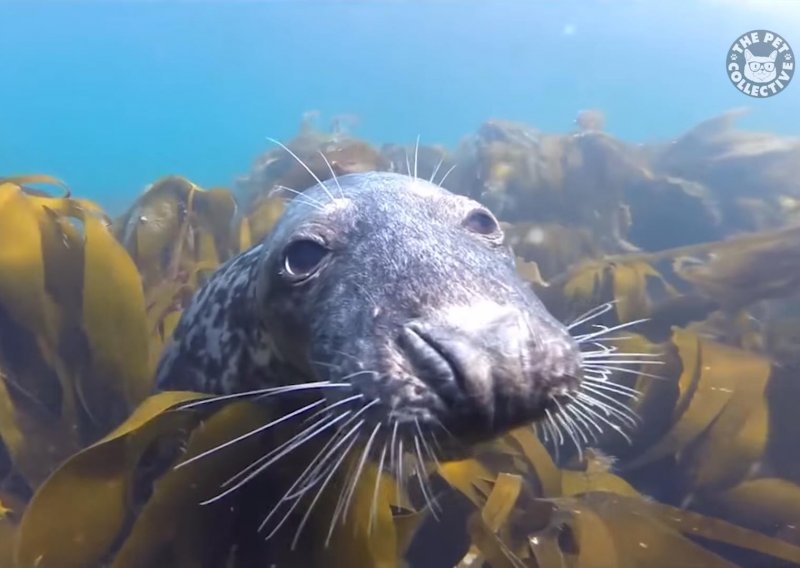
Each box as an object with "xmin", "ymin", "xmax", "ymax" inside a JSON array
[{"xmin": 276, "ymin": 172, "xmax": 466, "ymax": 234}]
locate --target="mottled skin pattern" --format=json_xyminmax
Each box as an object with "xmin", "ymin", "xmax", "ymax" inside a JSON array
[{"xmin": 155, "ymin": 172, "xmax": 582, "ymax": 454}]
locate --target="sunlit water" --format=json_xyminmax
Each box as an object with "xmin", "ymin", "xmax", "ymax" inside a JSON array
[
  {"xmin": 1, "ymin": 0, "xmax": 799, "ymax": 212},
  {"xmin": 1, "ymin": 1, "xmax": 800, "ymax": 567}
]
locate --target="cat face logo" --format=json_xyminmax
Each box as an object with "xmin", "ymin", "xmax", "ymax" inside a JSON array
[
  {"xmin": 743, "ymin": 49, "xmax": 777, "ymax": 83},
  {"xmin": 726, "ymin": 30, "xmax": 794, "ymax": 98}
]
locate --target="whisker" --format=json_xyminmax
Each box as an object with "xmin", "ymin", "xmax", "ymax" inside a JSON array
[
  {"xmin": 437, "ymin": 163, "xmax": 457, "ymax": 187},
  {"xmin": 339, "ymin": 422, "xmax": 382, "ymax": 528},
  {"xmin": 545, "ymin": 409, "xmax": 564, "ymax": 446},
  {"xmin": 273, "ymin": 184, "xmax": 325, "ymax": 210},
  {"xmin": 318, "ymin": 150, "xmax": 345, "ymax": 198},
  {"xmin": 580, "ymin": 347, "xmax": 663, "ymax": 359},
  {"xmin": 177, "ymin": 381, "xmax": 351, "ymax": 410},
  {"xmin": 428, "ymin": 156, "xmax": 444, "ymax": 183},
  {"xmin": 413, "ymin": 434, "xmax": 440, "ymax": 516},
  {"xmin": 333, "ymin": 349, "xmax": 365, "ymax": 362},
  {"xmin": 415, "ymin": 418, "xmax": 442, "ymax": 470},
  {"xmin": 583, "ymin": 363, "xmax": 666, "ymax": 381},
  {"xmin": 553, "ymin": 400, "xmax": 584, "ymax": 462},
  {"xmin": 413, "ymin": 134, "xmax": 420, "ymax": 180},
  {"xmin": 290, "ymin": 420, "xmax": 365, "ymax": 549},
  {"xmin": 413, "ymin": 450, "xmax": 440, "ymax": 521},
  {"xmin": 258, "ymin": 407, "xmax": 371, "ymax": 536},
  {"xmin": 202, "ymin": 410, "xmax": 353, "ymax": 506},
  {"xmin": 583, "ymin": 358, "xmax": 665, "ymax": 366},
  {"xmin": 369, "ymin": 441, "xmax": 389, "ymax": 534},
  {"xmin": 564, "ymin": 402, "xmax": 603, "ymax": 439},
  {"xmin": 397, "ymin": 438, "xmax": 405, "ymax": 508},
  {"xmin": 226, "ymin": 394, "xmax": 364, "ymax": 487},
  {"xmin": 339, "ymin": 369, "xmax": 380, "ymax": 381},
  {"xmin": 298, "ymin": 393, "xmax": 364, "ymax": 426},
  {"xmin": 266, "ymin": 137, "xmax": 336, "ymax": 203},
  {"xmin": 283, "ymin": 399, "xmax": 381, "ymax": 499},
  {"xmin": 574, "ymin": 319, "xmax": 649, "ymax": 343},
  {"xmin": 577, "ymin": 389, "xmax": 639, "ymax": 427},
  {"xmin": 405, "ymin": 150, "xmax": 412, "ymax": 177},
  {"xmin": 389, "ymin": 421, "xmax": 399, "ymax": 486},
  {"xmin": 567, "ymin": 301, "xmax": 616, "ymax": 330},
  {"xmin": 175, "ymin": 398, "xmax": 327, "ymax": 470},
  {"xmin": 326, "ymin": 450, "xmax": 360, "ymax": 546},
  {"xmin": 582, "ymin": 335, "xmax": 639, "ymax": 343},
  {"xmin": 538, "ymin": 422, "xmax": 550, "ymax": 444},
  {"xmin": 571, "ymin": 396, "xmax": 633, "ymax": 444},
  {"xmin": 582, "ymin": 377, "xmax": 642, "ymax": 398}
]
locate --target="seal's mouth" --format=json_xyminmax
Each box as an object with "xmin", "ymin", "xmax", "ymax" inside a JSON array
[{"xmin": 387, "ymin": 304, "xmax": 586, "ymax": 453}]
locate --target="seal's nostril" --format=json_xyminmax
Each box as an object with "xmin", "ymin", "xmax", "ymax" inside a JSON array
[{"xmin": 399, "ymin": 323, "xmax": 464, "ymax": 403}]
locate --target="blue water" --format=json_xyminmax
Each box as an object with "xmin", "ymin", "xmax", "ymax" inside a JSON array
[{"xmin": 1, "ymin": 0, "xmax": 798, "ymax": 213}]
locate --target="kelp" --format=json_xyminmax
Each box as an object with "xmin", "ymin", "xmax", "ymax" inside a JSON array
[
  {"xmin": 0, "ymin": 177, "xmax": 151, "ymax": 492},
  {"xmin": 113, "ymin": 176, "xmax": 237, "ymax": 290},
  {"xmin": 235, "ymin": 115, "xmax": 387, "ymax": 211},
  {"xmin": 5, "ymin": 108, "xmax": 800, "ymax": 567},
  {"xmin": 112, "ymin": 176, "xmax": 240, "ymax": 367},
  {"xmin": 21, "ymin": 392, "xmax": 800, "ymax": 568}
]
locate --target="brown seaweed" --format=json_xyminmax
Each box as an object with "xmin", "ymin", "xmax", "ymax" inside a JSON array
[{"xmin": 4, "ymin": 109, "xmax": 800, "ymax": 567}]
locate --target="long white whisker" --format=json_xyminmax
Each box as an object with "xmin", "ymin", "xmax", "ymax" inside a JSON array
[
  {"xmin": 413, "ymin": 134, "xmax": 420, "ymax": 180},
  {"xmin": 574, "ymin": 319, "xmax": 649, "ymax": 343},
  {"xmin": 415, "ymin": 418, "xmax": 441, "ymax": 470},
  {"xmin": 583, "ymin": 363, "xmax": 666, "ymax": 381},
  {"xmin": 178, "ymin": 382, "xmax": 350, "ymax": 410},
  {"xmin": 584, "ymin": 358, "xmax": 665, "ymax": 366},
  {"xmin": 274, "ymin": 184, "xmax": 325, "ymax": 210},
  {"xmin": 577, "ymin": 390, "xmax": 639, "ymax": 427},
  {"xmin": 202, "ymin": 410, "xmax": 353, "ymax": 506},
  {"xmin": 397, "ymin": 438, "xmax": 405, "ymax": 508},
  {"xmin": 413, "ymin": 455, "xmax": 440, "ymax": 520},
  {"xmin": 429, "ymin": 156, "xmax": 444, "ymax": 183},
  {"xmin": 565, "ymin": 401, "xmax": 603, "ymax": 438},
  {"xmin": 554, "ymin": 400, "xmax": 584, "ymax": 462},
  {"xmin": 389, "ymin": 421, "xmax": 402, "ymax": 508},
  {"xmin": 326, "ymin": 422, "xmax": 382, "ymax": 545},
  {"xmin": 282, "ymin": 399, "xmax": 380, "ymax": 500},
  {"xmin": 226, "ymin": 394, "xmax": 364, "ymax": 487},
  {"xmin": 571, "ymin": 397, "xmax": 633, "ymax": 444},
  {"xmin": 318, "ymin": 150, "xmax": 345, "ymax": 198},
  {"xmin": 258, "ymin": 406, "xmax": 371, "ymax": 535},
  {"xmin": 340, "ymin": 423, "xmax": 382, "ymax": 524},
  {"xmin": 582, "ymin": 377, "xmax": 642, "ymax": 398},
  {"xmin": 290, "ymin": 420, "xmax": 364, "ymax": 549},
  {"xmin": 581, "ymin": 348, "xmax": 663, "ymax": 359},
  {"xmin": 369, "ymin": 441, "xmax": 388, "ymax": 534},
  {"xmin": 266, "ymin": 136, "xmax": 336, "ymax": 203},
  {"xmin": 567, "ymin": 302, "xmax": 616, "ymax": 330},
  {"xmin": 437, "ymin": 163, "xmax": 457, "ymax": 187},
  {"xmin": 339, "ymin": 369, "xmax": 380, "ymax": 381},
  {"xmin": 545, "ymin": 409, "xmax": 563, "ymax": 446},
  {"xmin": 175, "ymin": 398, "xmax": 327, "ymax": 470}
]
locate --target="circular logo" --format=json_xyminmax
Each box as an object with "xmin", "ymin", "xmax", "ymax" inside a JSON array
[{"xmin": 726, "ymin": 30, "xmax": 794, "ymax": 97}]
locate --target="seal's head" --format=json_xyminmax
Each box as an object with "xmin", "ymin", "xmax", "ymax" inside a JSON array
[{"xmin": 256, "ymin": 172, "xmax": 582, "ymax": 458}]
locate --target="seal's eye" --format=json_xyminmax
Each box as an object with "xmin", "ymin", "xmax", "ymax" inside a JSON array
[
  {"xmin": 464, "ymin": 208, "xmax": 500, "ymax": 236},
  {"xmin": 283, "ymin": 239, "xmax": 329, "ymax": 280}
]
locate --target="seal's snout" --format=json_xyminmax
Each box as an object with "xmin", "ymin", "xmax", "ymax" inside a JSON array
[{"xmin": 398, "ymin": 302, "xmax": 583, "ymax": 443}]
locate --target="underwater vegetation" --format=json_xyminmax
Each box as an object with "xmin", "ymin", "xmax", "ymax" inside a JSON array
[{"xmin": 1, "ymin": 108, "xmax": 800, "ymax": 566}]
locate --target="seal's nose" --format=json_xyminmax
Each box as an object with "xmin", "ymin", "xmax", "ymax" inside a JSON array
[{"xmin": 398, "ymin": 302, "xmax": 583, "ymax": 438}]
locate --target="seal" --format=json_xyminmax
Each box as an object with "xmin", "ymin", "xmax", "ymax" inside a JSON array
[{"xmin": 155, "ymin": 171, "xmax": 584, "ymax": 458}]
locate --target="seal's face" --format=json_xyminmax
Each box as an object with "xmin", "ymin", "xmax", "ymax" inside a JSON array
[{"xmin": 257, "ymin": 172, "xmax": 582, "ymax": 459}]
